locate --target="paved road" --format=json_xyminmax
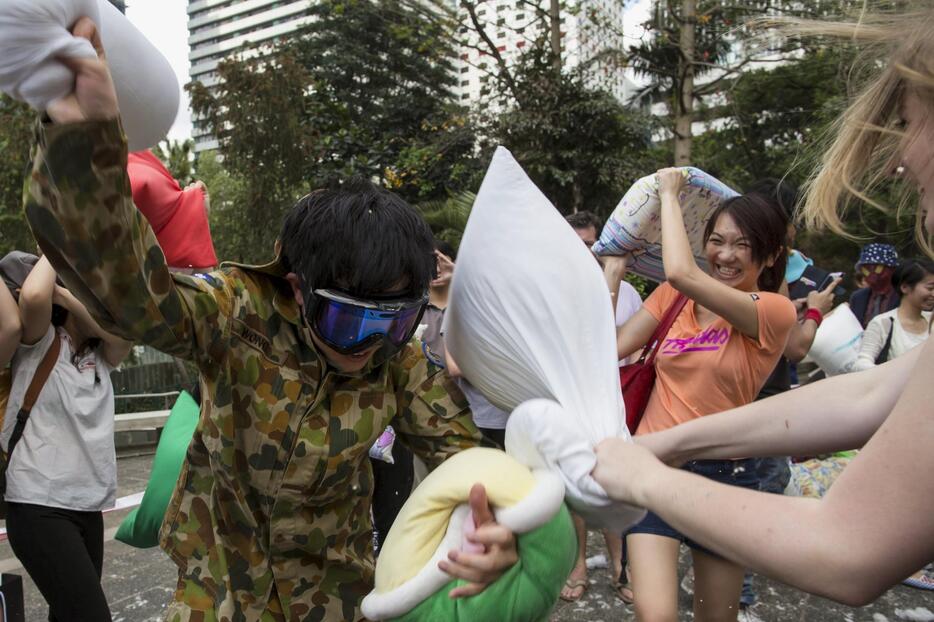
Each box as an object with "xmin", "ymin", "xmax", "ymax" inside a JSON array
[{"xmin": 2, "ymin": 455, "xmax": 931, "ymax": 621}]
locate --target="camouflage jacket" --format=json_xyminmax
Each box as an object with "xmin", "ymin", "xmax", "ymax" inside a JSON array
[{"xmin": 25, "ymin": 119, "xmax": 482, "ymax": 621}]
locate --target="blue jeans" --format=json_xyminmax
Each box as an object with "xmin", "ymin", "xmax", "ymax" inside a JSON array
[{"xmin": 627, "ymin": 459, "xmax": 759, "ymax": 558}]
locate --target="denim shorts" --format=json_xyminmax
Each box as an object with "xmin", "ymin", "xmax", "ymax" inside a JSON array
[{"xmin": 626, "ymin": 458, "xmax": 758, "ymax": 557}]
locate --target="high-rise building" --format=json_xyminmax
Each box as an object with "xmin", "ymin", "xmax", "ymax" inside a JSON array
[
  {"xmin": 450, "ymin": 0, "xmax": 632, "ymax": 105},
  {"xmin": 187, "ymin": 0, "xmax": 315, "ymax": 152},
  {"xmin": 186, "ymin": 0, "xmax": 631, "ymax": 152}
]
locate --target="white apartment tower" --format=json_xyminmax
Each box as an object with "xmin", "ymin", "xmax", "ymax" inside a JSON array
[
  {"xmin": 450, "ymin": 0, "xmax": 631, "ymax": 105},
  {"xmin": 187, "ymin": 0, "xmax": 315, "ymax": 152}
]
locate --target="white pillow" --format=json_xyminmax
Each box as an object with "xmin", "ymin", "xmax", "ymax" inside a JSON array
[
  {"xmin": 443, "ymin": 147, "xmax": 645, "ymax": 530},
  {"xmin": 807, "ymin": 303, "xmax": 864, "ymax": 376},
  {"xmin": 0, "ymin": 0, "xmax": 179, "ymax": 150},
  {"xmin": 593, "ymin": 167, "xmax": 739, "ymax": 282}
]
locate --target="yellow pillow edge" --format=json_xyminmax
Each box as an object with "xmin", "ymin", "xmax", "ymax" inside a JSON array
[{"xmin": 375, "ymin": 447, "xmax": 537, "ymax": 591}]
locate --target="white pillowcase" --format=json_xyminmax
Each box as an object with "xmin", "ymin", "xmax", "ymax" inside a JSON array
[
  {"xmin": 443, "ymin": 147, "xmax": 645, "ymax": 530},
  {"xmin": 0, "ymin": 0, "xmax": 179, "ymax": 150},
  {"xmin": 593, "ymin": 167, "xmax": 738, "ymax": 282}
]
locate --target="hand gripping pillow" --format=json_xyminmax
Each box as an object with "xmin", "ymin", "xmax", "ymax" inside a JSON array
[
  {"xmin": 0, "ymin": 0, "xmax": 179, "ymax": 150},
  {"xmin": 442, "ymin": 147, "xmax": 645, "ymax": 532},
  {"xmin": 360, "ymin": 448, "xmax": 575, "ymax": 621},
  {"xmin": 128, "ymin": 151, "xmax": 218, "ymax": 270},
  {"xmin": 115, "ymin": 390, "xmax": 199, "ymax": 548},
  {"xmin": 593, "ymin": 167, "xmax": 739, "ymax": 282}
]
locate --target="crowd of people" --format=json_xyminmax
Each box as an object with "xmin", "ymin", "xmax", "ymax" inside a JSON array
[{"xmin": 0, "ymin": 4, "xmax": 933, "ymax": 622}]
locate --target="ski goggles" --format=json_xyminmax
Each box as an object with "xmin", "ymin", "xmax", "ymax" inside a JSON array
[{"xmin": 304, "ymin": 288, "xmax": 428, "ymax": 355}]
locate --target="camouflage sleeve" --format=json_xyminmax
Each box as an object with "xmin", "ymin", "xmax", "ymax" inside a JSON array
[
  {"xmin": 23, "ymin": 118, "xmax": 231, "ymax": 367},
  {"xmin": 391, "ymin": 342, "xmax": 483, "ymax": 472}
]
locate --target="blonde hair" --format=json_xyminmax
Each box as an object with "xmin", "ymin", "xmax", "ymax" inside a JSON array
[{"xmin": 767, "ymin": 5, "xmax": 934, "ymax": 256}]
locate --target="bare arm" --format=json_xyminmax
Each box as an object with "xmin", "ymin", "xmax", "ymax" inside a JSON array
[
  {"xmin": 594, "ymin": 335, "xmax": 934, "ymax": 606},
  {"xmin": 0, "ymin": 279, "xmax": 21, "ymax": 365},
  {"xmin": 637, "ymin": 342, "xmax": 918, "ymax": 464},
  {"xmin": 616, "ymin": 307, "xmax": 659, "ymax": 360},
  {"xmin": 656, "ymin": 168, "xmax": 763, "ymax": 339},
  {"xmin": 18, "ymin": 255, "xmax": 56, "ymax": 346},
  {"xmin": 53, "ymin": 286, "xmax": 131, "ymax": 367},
  {"xmin": 602, "ymin": 255, "xmax": 661, "ymax": 359}
]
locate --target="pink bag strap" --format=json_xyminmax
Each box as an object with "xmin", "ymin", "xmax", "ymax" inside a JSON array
[{"xmin": 638, "ymin": 294, "xmax": 688, "ymax": 366}]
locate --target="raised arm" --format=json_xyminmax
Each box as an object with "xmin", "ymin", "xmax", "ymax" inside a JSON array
[
  {"xmin": 0, "ymin": 279, "xmax": 21, "ymax": 365},
  {"xmin": 636, "ymin": 342, "xmax": 918, "ymax": 465},
  {"xmin": 594, "ymin": 335, "xmax": 934, "ymax": 606},
  {"xmin": 24, "ymin": 18, "xmax": 230, "ymax": 367},
  {"xmin": 18, "ymin": 255, "xmax": 56, "ymax": 346},
  {"xmin": 783, "ymin": 277, "xmax": 841, "ymax": 363},
  {"xmin": 656, "ymin": 168, "xmax": 766, "ymax": 340},
  {"xmin": 53, "ymin": 286, "xmax": 131, "ymax": 368}
]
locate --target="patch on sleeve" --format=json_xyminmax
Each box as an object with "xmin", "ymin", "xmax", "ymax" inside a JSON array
[{"xmin": 191, "ymin": 272, "xmax": 223, "ymax": 289}]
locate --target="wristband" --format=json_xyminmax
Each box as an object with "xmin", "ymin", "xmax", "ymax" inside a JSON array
[{"xmin": 804, "ymin": 308, "xmax": 823, "ymax": 327}]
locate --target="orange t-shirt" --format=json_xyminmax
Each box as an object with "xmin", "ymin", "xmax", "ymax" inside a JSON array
[{"xmin": 635, "ymin": 282, "xmax": 796, "ymax": 435}]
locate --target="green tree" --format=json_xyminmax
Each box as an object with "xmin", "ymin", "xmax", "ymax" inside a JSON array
[
  {"xmin": 0, "ymin": 96, "xmax": 36, "ymax": 256},
  {"xmin": 457, "ymin": 2, "xmax": 660, "ymax": 217},
  {"xmin": 194, "ymin": 150, "xmax": 252, "ymax": 264},
  {"xmin": 490, "ymin": 52, "xmax": 661, "ymax": 216},
  {"xmin": 629, "ymin": 0, "xmax": 867, "ymax": 164},
  {"xmin": 152, "ymin": 138, "xmax": 196, "ymax": 186},
  {"xmin": 189, "ymin": 46, "xmax": 313, "ymax": 260},
  {"xmin": 417, "ymin": 191, "xmax": 476, "ymax": 251},
  {"xmin": 190, "ymin": 0, "xmax": 478, "ymax": 225}
]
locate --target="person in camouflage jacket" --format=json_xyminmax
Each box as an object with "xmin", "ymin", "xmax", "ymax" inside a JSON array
[{"xmin": 23, "ymin": 18, "xmax": 518, "ymax": 621}]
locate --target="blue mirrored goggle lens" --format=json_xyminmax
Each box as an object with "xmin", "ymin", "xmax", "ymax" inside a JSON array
[{"xmin": 313, "ymin": 299, "xmax": 422, "ymax": 349}]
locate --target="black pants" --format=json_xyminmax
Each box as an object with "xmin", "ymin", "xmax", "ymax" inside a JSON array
[{"xmin": 6, "ymin": 502, "xmax": 111, "ymax": 622}]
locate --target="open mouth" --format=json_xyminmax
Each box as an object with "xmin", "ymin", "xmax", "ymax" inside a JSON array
[{"xmin": 714, "ymin": 265, "xmax": 741, "ymax": 280}]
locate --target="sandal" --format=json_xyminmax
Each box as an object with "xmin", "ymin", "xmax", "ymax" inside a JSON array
[
  {"xmin": 903, "ymin": 573, "xmax": 934, "ymax": 591},
  {"xmin": 614, "ymin": 579, "xmax": 634, "ymax": 604},
  {"xmin": 559, "ymin": 578, "xmax": 588, "ymax": 602}
]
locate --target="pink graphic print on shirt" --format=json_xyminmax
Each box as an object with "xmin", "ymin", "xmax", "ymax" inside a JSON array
[{"xmin": 661, "ymin": 326, "xmax": 730, "ymax": 354}]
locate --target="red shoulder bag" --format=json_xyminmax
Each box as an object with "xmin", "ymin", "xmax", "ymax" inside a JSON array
[{"xmin": 619, "ymin": 294, "xmax": 688, "ymax": 434}]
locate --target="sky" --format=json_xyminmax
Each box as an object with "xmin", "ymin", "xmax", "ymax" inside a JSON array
[{"xmin": 126, "ymin": 0, "xmax": 652, "ymax": 143}]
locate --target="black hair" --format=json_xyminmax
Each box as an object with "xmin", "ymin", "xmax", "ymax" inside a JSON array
[
  {"xmin": 51, "ymin": 303, "xmax": 68, "ymax": 327},
  {"xmin": 434, "ymin": 239, "xmax": 457, "ymax": 263},
  {"xmin": 893, "ymin": 259, "xmax": 934, "ymax": 293},
  {"xmin": 703, "ymin": 193, "xmax": 789, "ymax": 293},
  {"xmin": 565, "ymin": 211, "xmax": 603, "ymax": 232},
  {"xmin": 278, "ymin": 179, "xmax": 436, "ymax": 299},
  {"xmin": 745, "ymin": 178, "xmax": 799, "ymax": 224}
]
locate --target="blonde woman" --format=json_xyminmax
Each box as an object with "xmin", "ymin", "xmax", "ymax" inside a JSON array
[{"xmin": 593, "ymin": 5, "xmax": 934, "ymax": 608}]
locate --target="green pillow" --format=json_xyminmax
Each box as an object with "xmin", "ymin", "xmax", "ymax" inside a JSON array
[
  {"xmin": 392, "ymin": 503, "xmax": 576, "ymax": 622},
  {"xmin": 115, "ymin": 390, "xmax": 199, "ymax": 548}
]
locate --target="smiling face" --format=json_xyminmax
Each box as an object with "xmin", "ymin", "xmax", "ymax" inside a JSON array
[
  {"xmin": 902, "ymin": 271, "xmax": 934, "ymax": 313},
  {"xmin": 899, "ymin": 90, "xmax": 934, "ymax": 236},
  {"xmin": 704, "ymin": 212, "xmax": 766, "ymax": 292}
]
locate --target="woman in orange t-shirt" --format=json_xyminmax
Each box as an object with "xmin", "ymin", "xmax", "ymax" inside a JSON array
[{"xmin": 605, "ymin": 168, "xmax": 796, "ymax": 621}]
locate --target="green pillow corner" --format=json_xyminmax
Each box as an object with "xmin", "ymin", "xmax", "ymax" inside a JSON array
[
  {"xmin": 391, "ymin": 503, "xmax": 577, "ymax": 622},
  {"xmin": 115, "ymin": 390, "xmax": 200, "ymax": 548}
]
